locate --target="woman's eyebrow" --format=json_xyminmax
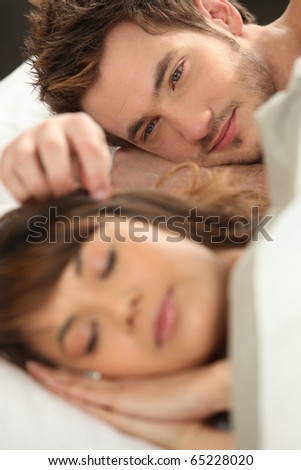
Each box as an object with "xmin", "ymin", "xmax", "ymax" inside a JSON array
[{"xmin": 57, "ymin": 315, "xmax": 76, "ymax": 347}]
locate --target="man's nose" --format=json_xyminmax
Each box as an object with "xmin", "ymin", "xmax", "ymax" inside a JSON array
[{"xmin": 163, "ymin": 102, "xmax": 213, "ymax": 144}]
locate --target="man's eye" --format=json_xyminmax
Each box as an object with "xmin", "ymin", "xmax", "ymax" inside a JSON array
[
  {"xmin": 143, "ymin": 118, "xmax": 158, "ymax": 141},
  {"xmin": 171, "ymin": 63, "xmax": 184, "ymax": 90}
]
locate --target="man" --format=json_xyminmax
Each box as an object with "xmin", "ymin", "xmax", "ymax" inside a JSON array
[{"xmin": 1, "ymin": 0, "xmax": 300, "ymax": 201}]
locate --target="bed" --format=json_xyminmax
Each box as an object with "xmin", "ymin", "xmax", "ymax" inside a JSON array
[{"xmin": 1, "ymin": 57, "xmax": 301, "ymax": 449}]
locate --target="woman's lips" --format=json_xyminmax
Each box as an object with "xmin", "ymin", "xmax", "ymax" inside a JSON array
[{"xmin": 154, "ymin": 290, "xmax": 176, "ymax": 347}]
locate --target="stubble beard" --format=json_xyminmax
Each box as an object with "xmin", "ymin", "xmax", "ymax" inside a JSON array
[
  {"xmin": 199, "ymin": 37, "xmax": 276, "ymax": 165},
  {"xmin": 234, "ymin": 46, "xmax": 276, "ymax": 164}
]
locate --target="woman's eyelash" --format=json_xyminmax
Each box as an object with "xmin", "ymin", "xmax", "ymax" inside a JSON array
[
  {"xmin": 83, "ymin": 251, "xmax": 115, "ymax": 354},
  {"xmin": 101, "ymin": 250, "xmax": 116, "ymax": 279},
  {"xmin": 86, "ymin": 322, "xmax": 98, "ymax": 354}
]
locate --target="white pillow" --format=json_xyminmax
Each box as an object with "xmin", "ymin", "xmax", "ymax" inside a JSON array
[
  {"xmin": 0, "ymin": 65, "xmax": 157, "ymax": 450},
  {"xmin": 0, "ymin": 359, "xmax": 156, "ymax": 450},
  {"xmin": 0, "ymin": 62, "xmax": 51, "ymax": 205},
  {"xmin": 0, "ymin": 61, "xmax": 51, "ymax": 150},
  {"xmin": 0, "ymin": 62, "xmax": 116, "ymax": 205}
]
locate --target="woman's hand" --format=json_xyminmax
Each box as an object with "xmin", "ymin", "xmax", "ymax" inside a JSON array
[
  {"xmin": 63, "ymin": 402, "xmax": 233, "ymax": 450},
  {"xmin": 27, "ymin": 360, "xmax": 232, "ymax": 449}
]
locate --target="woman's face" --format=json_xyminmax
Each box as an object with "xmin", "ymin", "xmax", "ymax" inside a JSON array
[{"xmin": 28, "ymin": 218, "xmax": 229, "ymax": 378}]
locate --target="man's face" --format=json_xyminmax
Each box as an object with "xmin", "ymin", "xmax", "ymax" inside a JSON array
[{"xmin": 82, "ymin": 21, "xmax": 275, "ymax": 167}]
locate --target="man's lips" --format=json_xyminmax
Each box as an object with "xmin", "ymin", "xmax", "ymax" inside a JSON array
[
  {"xmin": 209, "ymin": 109, "xmax": 237, "ymax": 153},
  {"xmin": 154, "ymin": 290, "xmax": 176, "ymax": 347}
]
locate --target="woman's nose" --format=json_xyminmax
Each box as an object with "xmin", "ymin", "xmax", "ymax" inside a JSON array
[{"xmin": 106, "ymin": 289, "xmax": 143, "ymax": 328}]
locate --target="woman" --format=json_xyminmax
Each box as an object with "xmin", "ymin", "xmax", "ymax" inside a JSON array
[{"xmin": 0, "ymin": 189, "xmax": 251, "ymax": 449}]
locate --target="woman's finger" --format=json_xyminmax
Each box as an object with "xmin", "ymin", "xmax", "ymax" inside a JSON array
[
  {"xmin": 65, "ymin": 396, "xmax": 232, "ymax": 450},
  {"xmin": 27, "ymin": 360, "xmax": 230, "ymax": 421}
]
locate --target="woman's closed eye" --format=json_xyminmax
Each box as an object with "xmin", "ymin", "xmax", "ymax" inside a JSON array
[
  {"xmin": 60, "ymin": 319, "xmax": 99, "ymax": 358},
  {"xmin": 86, "ymin": 321, "xmax": 98, "ymax": 354},
  {"xmin": 74, "ymin": 248, "xmax": 116, "ymax": 279},
  {"xmin": 101, "ymin": 249, "xmax": 116, "ymax": 279}
]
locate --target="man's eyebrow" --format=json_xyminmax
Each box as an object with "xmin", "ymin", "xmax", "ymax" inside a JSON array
[
  {"xmin": 126, "ymin": 49, "xmax": 176, "ymax": 142},
  {"xmin": 57, "ymin": 315, "xmax": 76, "ymax": 346},
  {"xmin": 154, "ymin": 49, "xmax": 176, "ymax": 95}
]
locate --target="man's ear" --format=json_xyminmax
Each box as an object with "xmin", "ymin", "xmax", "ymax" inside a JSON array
[{"xmin": 193, "ymin": 0, "xmax": 243, "ymax": 35}]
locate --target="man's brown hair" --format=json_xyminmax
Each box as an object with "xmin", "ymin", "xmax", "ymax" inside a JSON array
[{"xmin": 26, "ymin": 0, "xmax": 255, "ymax": 146}]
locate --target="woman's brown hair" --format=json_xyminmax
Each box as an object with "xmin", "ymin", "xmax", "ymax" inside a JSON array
[{"xmin": 0, "ymin": 189, "xmax": 251, "ymax": 369}]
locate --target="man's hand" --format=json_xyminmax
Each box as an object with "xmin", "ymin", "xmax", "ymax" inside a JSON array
[
  {"xmin": 1, "ymin": 113, "xmax": 112, "ymax": 201},
  {"xmin": 27, "ymin": 360, "xmax": 232, "ymax": 449},
  {"xmin": 1, "ymin": 116, "xmax": 268, "ymax": 213}
]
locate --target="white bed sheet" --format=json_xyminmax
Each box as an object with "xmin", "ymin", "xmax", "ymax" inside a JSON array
[{"xmin": 230, "ymin": 57, "xmax": 301, "ymax": 449}]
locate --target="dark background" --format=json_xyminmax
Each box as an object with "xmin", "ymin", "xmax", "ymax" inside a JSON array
[{"xmin": 0, "ymin": 0, "xmax": 289, "ymax": 80}]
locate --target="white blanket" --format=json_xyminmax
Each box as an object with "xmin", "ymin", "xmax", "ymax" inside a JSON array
[{"xmin": 230, "ymin": 57, "xmax": 301, "ymax": 449}]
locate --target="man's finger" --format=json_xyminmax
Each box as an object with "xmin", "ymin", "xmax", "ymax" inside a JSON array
[
  {"xmin": 2, "ymin": 136, "xmax": 50, "ymax": 200},
  {"xmin": 36, "ymin": 123, "xmax": 81, "ymax": 197},
  {"xmin": 64, "ymin": 113, "xmax": 112, "ymax": 198}
]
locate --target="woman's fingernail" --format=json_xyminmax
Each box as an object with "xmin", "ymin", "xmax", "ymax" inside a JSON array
[
  {"xmin": 26, "ymin": 361, "xmax": 55, "ymax": 384},
  {"xmin": 27, "ymin": 362, "xmax": 73, "ymax": 390},
  {"xmin": 26, "ymin": 361, "xmax": 43, "ymax": 375}
]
